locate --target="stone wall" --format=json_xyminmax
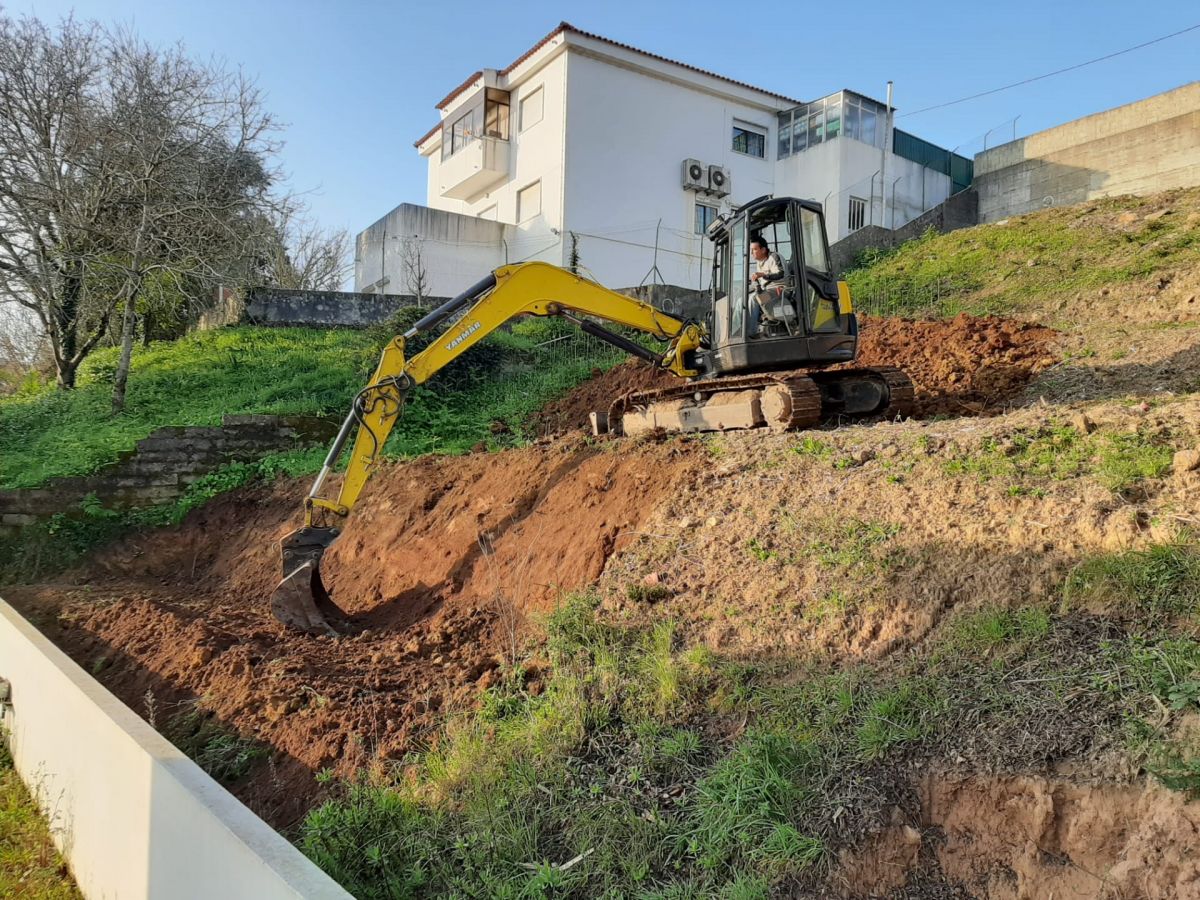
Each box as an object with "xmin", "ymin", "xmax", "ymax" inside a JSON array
[
  {"xmin": 243, "ymin": 288, "xmax": 446, "ymax": 329},
  {"xmin": 829, "ymin": 189, "xmax": 979, "ymax": 275},
  {"xmin": 973, "ymin": 82, "xmax": 1200, "ymax": 223},
  {"xmin": 0, "ymin": 415, "xmax": 336, "ymax": 536}
]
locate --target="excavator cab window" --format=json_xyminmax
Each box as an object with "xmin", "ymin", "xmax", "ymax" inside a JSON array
[
  {"xmin": 747, "ymin": 206, "xmax": 801, "ymax": 337},
  {"xmin": 797, "ymin": 206, "xmax": 841, "ymax": 334}
]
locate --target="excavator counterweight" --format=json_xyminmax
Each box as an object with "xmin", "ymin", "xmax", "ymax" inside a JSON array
[{"xmin": 270, "ymin": 197, "xmax": 913, "ymax": 635}]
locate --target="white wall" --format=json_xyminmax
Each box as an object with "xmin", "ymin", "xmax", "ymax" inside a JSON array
[
  {"xmin": 422, "ymin": 50, "xmax": 571, "ymax": 269},
  {"xmin": 355, "ymin": 203, "xmax": 507, "ymax": 297},
  {"xmin": 0, "ymin": 599, "xmax": 351, "ymax": 900},
  {"xmin": 561, "ymin": 51, "xmax": 781, "ymax": 291}
]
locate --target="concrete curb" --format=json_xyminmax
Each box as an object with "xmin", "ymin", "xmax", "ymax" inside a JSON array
[{"xmin": 0, "ymin": 598, "xmax": 353, "ymax": 900}]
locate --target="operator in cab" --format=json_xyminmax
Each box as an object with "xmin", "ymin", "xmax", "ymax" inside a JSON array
[{"xmin": 749, "ymin": 233, "xmax": 785, "ymax": 330}]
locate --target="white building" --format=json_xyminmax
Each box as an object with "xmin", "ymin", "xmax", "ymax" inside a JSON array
[{"xmin": 355, "ymin": 22, "xmax": 972, "ymax": 298}]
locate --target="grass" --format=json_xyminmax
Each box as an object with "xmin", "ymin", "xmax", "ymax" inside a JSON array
[
  {"xmin": 1062, "ymin": 540, "xmax": 1200, "ymax": 619},
  {"xmin": 0, "ymin": 736, "xmax": 81, "ymax": 899},
  {"xmin": 0, "ymin": 314, "xmax": 633, "ymax": 582},
  {"xmin": 303, "ymin": 583, "xmax": 1200, "ymax": 897},
  {"xmin": 943, "ymin": 423, "xmax": 1175, "ymax": 494},
  {"xmin": 843, "ymin": 189, "xmax": 1200, "ymax": 317},
  {"xmin": 165, "ymin": 706, "xmax": 267, "ymax": 783},
  {"xmin": 0, "ymin": 315, "xmax": 628, "ymax": 491}
]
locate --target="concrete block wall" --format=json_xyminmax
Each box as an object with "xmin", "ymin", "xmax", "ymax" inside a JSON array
[
  {"xmin": 829, "ymin": 189, "xmax": 979, "ymax": 275},
  {"xmin": 0, "ymin": 599, "xmax": 353, "ymax": 900},
  {"xmin": 0, "ymin": 415, "xmax": 336, "ymax": 536},
  {"xmin": 974, "ymin": 82, "xmax": 1200, "ymax": 222}
]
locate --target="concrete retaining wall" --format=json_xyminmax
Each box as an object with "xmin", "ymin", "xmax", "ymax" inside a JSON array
[
  {"xmin": 974, "ymin": 82, "xmax": 1200, "ymax": 223},
  {"xmin": 829, "ymin": 189, "xmax": 979, "ymax": 275},
  {"xmin": 0, "ymin": 415, "xmax": 336, "ymax": 536},
  {"xmin": 0, "ymin": 599, "xmax": 351, "ymax": 899},
  {"xmin": 245, "ymin": 287, "xmax": 445, "ymax": 328}
]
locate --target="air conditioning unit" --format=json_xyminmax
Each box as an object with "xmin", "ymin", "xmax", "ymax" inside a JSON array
[
  {"xmin": 708, "ymin": 165, "xmax": 731, "ymax": 197},
  {"xmin": 681, "ymin": 158, "xmax": 707, "ymax": 192}
]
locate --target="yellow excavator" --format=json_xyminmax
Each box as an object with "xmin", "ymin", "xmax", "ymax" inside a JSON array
[{"xmin": 271, "ymin": 196, "xmax": 913, "ymax": 634}]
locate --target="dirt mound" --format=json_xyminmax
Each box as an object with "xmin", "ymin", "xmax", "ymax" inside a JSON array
[
  {"xmin": 855, "ymin": 313, "xmax": 1060, "ymax": 416},
  {"xmin": 528, "ymin": 358, "xmax": 672, "ymax": 435},
  {"xmin": 8, "ymin": 437, "xmax": 696, "ymax": 826},
  {"xmin": 530, "ymin": 314, "xmax": 1060, "ymax": 435}
]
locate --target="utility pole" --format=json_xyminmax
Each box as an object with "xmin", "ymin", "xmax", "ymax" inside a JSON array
[{"xmin": 881, "ymin": 80, "xmax": 893, "ymax": 230}]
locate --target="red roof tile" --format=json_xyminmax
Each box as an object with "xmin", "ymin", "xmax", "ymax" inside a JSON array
[{"xmin": 416, "ymin": 21, "xmax": 800, "ymax": 145}]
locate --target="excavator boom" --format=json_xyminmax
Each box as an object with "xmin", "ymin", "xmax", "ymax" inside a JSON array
[{"xmin": 271, "ymin": 262, "xmax": 704, "ymax": 634}]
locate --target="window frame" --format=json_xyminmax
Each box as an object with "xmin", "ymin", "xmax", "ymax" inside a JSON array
[
  {"xmin": 694, "ymin": 200, "xmax": 719, "ymax": 236},
  {"xmin": 848, "ymin": 196, "xmax": 867, "ymax": 232},
  {"xmin": 519, "ymin": 86, "xmax": 544, "ymax": 132},
  {"xmin": 517, "ymin": 179, "xmax": 542, "ymax": 222},
  {"xmin": 731, "ymin": 122, "xmax": 767, "ymax": 159}
]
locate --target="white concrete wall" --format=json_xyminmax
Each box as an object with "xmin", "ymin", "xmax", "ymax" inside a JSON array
[
  {"xmin": 561, "ymin": 50, "xmax": 781, "ymax": 291},
  {"xmin": 422, "ymin": 47, "xmax": 571, "ymax": 270},
  {"xmin": 0, "ymin": 599, "xmax": 351, "ymax": 900},
  {"xmin": 355, "ymin": 202, "xmax": 507, "ymax": 297}
]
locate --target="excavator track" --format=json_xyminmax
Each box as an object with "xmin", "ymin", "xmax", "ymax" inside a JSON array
[{"xmin": 606, "ymin": 366, "xmax": 913, "ymax": 435}]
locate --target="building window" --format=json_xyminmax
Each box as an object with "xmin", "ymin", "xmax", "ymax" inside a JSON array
[
  {"xmin": 517, "ymin": 180, "xmax": 541, "ymax": 222},
  {"xmin": 848, "ymin": 196, "xmax": 866, "ymax": 232},
  {"xmin": 519, "ymin": 87, "xmax": 543, "ymax": 131},
  {"xmin": 694, "ymin": 201, "xmax": 719, "ymax": 235},
  {"xmin": 484, "ymin": 88, "xmax": 510, "ymax": 140},
  {"xmin": 443, "ymin": 108, "xmax": 475, "ymax": 159},
  {"xmin": 731, "ymin": 123, "xmax": 766, "ymax": 158}
]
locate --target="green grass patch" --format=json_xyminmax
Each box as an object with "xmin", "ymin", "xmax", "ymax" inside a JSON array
[
  {"xmin": 1063, "ymin": 540, "xmax": 1200, "ymax": 619},
  {"xmin": 943, "ymin": 424, "xmax": 1175, "ymax": 494},
  {"xmin": 0, "ymin": 316, "xmax": 629, "ymax": 491},
  {"xmin": 843, "ymin": 193, "xmax": 1200, "ymax": 318},
  {"xmin": 0, "ymin": 734, "xmax": 81, "ymax": 899}
]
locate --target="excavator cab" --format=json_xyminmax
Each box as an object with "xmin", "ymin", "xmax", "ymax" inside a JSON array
[{"xmin": 703, "ymin": 196, "xmax": 856, "ymax": 376}]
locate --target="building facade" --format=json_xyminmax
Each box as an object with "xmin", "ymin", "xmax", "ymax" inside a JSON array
[{"xmin": 355, "ymin": 23, "xmax": 971, "ymax": 297}]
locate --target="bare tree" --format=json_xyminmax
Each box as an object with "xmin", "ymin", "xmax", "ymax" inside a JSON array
[
  {"xmin": 0, "ymin": 14, "xmax": 280, "ymax": 402},
  {"xmin": 260, "ymin": 206, "xmax": 351, "ymax": 291},
  {"xmin": 400, "ymin": 237, "xmax": 429, "ymax": 304}
]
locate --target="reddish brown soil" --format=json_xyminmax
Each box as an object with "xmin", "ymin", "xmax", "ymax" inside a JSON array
[
  {"xmin": 528, "ymin": 359, "xmax": 672, "ymax": 435},
  {"xmin": 7, "ymin": 436, "xmax": 695, "ymax": 827},
  {"xmin": 529, "ymin": 314, "xmax": 1060, "ymax": 435},
  {"xmin": 855, "ymin": 313, "xmax": 1060, "ymax": 417}
]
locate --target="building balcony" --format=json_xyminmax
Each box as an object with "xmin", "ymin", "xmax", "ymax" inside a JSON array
[{"xmin": 439, "ymin": 136, "xmax": 510, "ymax": 201}]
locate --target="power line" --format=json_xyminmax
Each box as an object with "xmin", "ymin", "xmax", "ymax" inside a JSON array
[{"xmin": 900, "ymin": 22, "xmax": 1200, "ymax": 118}]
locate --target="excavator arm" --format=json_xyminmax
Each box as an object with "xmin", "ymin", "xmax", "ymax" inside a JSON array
[{"xmin": 271, "ymin": 261, "xmax": 705, "ymax": 634}]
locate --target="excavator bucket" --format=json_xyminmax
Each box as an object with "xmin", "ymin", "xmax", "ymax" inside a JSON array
[{"xmin": 270, "ymin": 526, "xmax": 347, "ymax": 636}]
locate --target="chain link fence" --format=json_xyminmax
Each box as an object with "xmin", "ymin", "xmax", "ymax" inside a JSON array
[{"xmin": 851, "ymin": 277, "xmax": 960, "ymax": 320}]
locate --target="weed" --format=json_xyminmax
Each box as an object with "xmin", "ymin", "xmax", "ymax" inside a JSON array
[
  {"xmin": 1062, "ymin": 541, "xmax": 1200, "ymax": 618},
  {"xmin": 628, "ymin": 583, "xmax": 672, "ymax": 603},
  {"xmin": 0, "ymin": 730, "xmax": 81, "ymax": 898},
  {"xmin": 807, "ymin": 518, "xmax": 901, "ymax": 571},
  {"xmin": 793, "ymin": 436, "xmax": 833, "ymax": 459},
  {"xmin": 166, "ymin": 706, "xmax": 267, "ymax": 783},
  {"xmin": 745, "ymin": 538, "xmax": 777, "ymax": 562}
]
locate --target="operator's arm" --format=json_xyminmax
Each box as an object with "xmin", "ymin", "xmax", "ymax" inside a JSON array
[{"xmin": 303, "ymin": 262, "xmax": 705, "ymax": 526}]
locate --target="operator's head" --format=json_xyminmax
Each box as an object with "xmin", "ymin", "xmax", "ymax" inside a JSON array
[{"xmin": 750, "ymin": 234, "xmax": 769, "ymax": 261}]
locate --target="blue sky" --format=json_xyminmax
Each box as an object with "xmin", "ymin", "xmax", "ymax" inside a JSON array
[{"xmin": 19, "ymin": 0, "xmax": 1200, "ymax": 238}]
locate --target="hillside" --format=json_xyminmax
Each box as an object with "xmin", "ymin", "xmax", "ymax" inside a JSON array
[
  {"xmin": 0, "ymin": 318, "xmax": 624, "ymax": 490},
  {"xmin": 5, "ymin": 188, "xmax": 1200, "ymax": 898}
]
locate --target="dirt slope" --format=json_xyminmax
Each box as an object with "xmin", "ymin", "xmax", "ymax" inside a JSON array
[
  {"xmin": 9, "ymin": 438, "xmax": 694, "ymax": 825},
  {"xmin": 6, "ymin": 189, "xmax": 1200, "ymax": 894}
]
